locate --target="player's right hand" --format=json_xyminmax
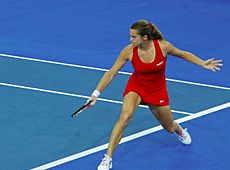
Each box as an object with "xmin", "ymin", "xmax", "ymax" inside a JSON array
[{"xmin": 87, "ymin": 96, "xmax": 97, "ymax": 107}]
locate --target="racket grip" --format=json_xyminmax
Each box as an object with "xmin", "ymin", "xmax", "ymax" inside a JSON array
[{"xmin": 86, "ymin": 99, "xmax": 94, "ymax": 105}]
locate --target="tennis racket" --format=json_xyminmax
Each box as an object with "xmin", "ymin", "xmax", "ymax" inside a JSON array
[{"xmin": 71, "ymin": 100, "xmax": 93, "ymax": 118}]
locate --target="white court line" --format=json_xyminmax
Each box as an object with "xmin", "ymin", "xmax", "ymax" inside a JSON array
[
  {"xmin": 0, "ymin": 82, "xmax": 192, "ymax": 115},
  {"xmin": 31, "ymin": 102, "xmax": 230, "ymax": 170},
  {"xmin": 0, "ymin": 53, "xmax": 229, "ymax": 90}
]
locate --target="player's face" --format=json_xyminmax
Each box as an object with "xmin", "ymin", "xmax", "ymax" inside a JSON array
[{"xmin": 129, "ymin": 29, "xmax": 145, "ymax": 47}]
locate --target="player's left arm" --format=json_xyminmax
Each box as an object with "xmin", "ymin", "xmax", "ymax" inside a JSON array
[{"xmin": 163, "ymin": 41, "xmax": 223, "ymax": 72}]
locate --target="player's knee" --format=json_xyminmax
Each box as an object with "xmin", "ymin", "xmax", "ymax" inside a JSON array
[{"xmin": 119, "ymin": 112, "xmax": 133, "ymax": 127}]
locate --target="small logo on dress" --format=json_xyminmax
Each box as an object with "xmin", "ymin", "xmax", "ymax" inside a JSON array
[
  {"xmin": 160, "ymin": 100, "xmax": 164, "ymax": 103},
  {"xmin": 156, "ymin": 61, "xmax": 164, "ymax": 66}
]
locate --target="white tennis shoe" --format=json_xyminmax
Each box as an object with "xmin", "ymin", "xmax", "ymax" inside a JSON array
[
  {"xmin": 177, "ymin": 128, "xmax": 192, "ymax": 145},
  {"xmin": 97, "ymin": 154, "xmax": 113, "ymax": 170}
]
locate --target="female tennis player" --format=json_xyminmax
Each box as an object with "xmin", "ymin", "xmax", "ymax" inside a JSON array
[{"xmin": 88, "ymin": 20, "xmax": 223, "ymax": 170}]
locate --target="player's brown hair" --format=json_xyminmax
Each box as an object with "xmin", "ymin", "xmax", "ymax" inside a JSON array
[{"xmin": 131, "ymin": 20, "xmax": 164, "ymax": 40}]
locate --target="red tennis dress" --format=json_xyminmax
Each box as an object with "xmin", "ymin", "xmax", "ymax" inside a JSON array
[{"xmin": 123, "ymin": 40, "xmax": 169, "ymax": 106}]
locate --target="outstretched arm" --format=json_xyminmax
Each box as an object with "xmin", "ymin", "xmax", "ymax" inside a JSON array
[
  {"xmin": 165, "ymin": 41, "xmax": 223, "ymax": 72},
  {"xmin": 88, "ymin": 45, "xmax": 132, "ymax": 105}
]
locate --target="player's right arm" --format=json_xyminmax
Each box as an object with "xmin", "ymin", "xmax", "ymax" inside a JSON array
[{"xmin": 88, "ymin": 45, "xmax": 133, "ymax": 105}]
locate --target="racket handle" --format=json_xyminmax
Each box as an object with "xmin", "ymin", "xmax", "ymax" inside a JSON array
[
  {"xmin": 71, "ymin": 100, "xmax": 94, "ymax": 118},
  {"xmin": 87, "ymin": 99, "xmax": 94, "ymax": 105}
]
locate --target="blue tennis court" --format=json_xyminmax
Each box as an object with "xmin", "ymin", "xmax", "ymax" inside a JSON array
[{"xmin": 0, "ymin": 0, "xmax": 229, "ymax": 170}]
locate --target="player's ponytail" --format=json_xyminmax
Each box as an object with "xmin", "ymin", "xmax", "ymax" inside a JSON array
[
  {"xmin": 148, "ymin": 22, "xmax": 164, "ymax": 40},
  {"xmin": 131, "ymin": 20, "xmax": 164, "ymax": 40}
]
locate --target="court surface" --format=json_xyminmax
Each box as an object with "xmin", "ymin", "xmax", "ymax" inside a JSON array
[
  {"xmin": 0, "ymin": 0, "xmax": 230, "ymax": 170},
  {"xmin": 0, "ymin": 54, "xmax": 229, "ymax": 170}
]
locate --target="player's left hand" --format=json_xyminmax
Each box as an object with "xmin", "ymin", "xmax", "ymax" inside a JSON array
[{"xmin": 202, "ymin": 58, "xmax": 223, "ymax": 72}]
